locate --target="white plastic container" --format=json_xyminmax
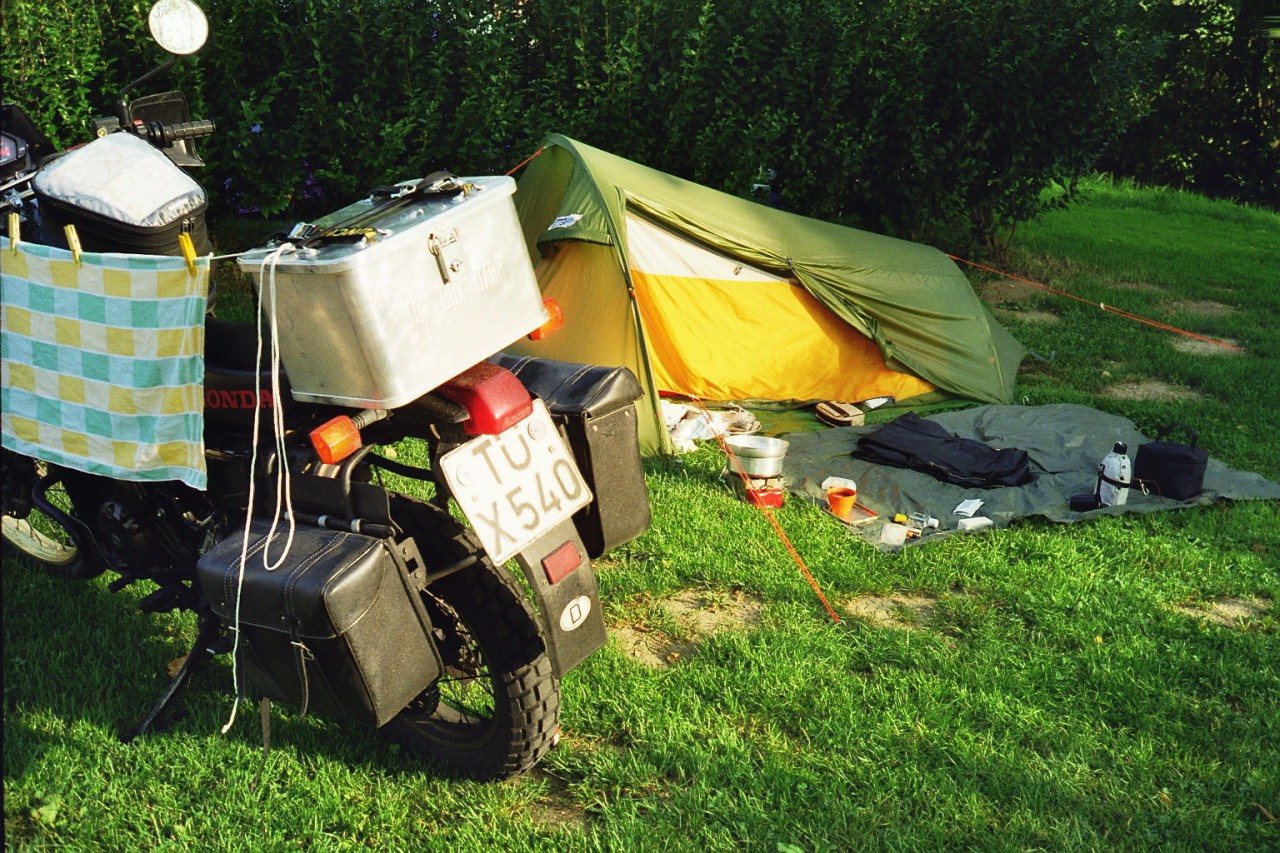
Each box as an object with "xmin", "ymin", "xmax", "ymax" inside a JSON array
[
  {"xmin": 879, "ymin": 523, "xmax": 908, "ymax": 547},
  {"xmin": 1098, "ymin": 442, "xmax": 1132, "ymax": 506},
  {"xmin": 238, "ymin": 176, "xmax": 548, "ymax": 408}
]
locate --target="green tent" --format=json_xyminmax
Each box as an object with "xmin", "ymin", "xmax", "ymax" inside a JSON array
[{"xmin": 508, "ymin": 134, "xmax": 1027, "ymax": 453}]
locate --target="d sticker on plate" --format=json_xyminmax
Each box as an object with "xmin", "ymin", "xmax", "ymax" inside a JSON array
[{"xmin": 559, "ymin": 595, "xmax": 592, "ymax": 632}]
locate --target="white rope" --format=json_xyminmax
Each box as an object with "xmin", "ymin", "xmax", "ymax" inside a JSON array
[
  {"xmin": 260, "ymin": 243, "xmax": 297, "ymax": 570},
  {"xmin": 220, "ymin": 241, "xmax": 296, "ymax": 734}
]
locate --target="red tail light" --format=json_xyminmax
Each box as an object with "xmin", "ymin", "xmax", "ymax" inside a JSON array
[{"xmin": 436, "ymin": 363, "xmax": 533, "ymax": 435}]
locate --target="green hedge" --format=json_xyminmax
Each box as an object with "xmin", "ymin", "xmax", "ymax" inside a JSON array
[
  {"xmin": 1096, "ymin": 0, "xmax": 1280, "ymax": 209},
  {"xmin": 3, "ymin": 0, "xmax": 1274, "ymax": 250}
]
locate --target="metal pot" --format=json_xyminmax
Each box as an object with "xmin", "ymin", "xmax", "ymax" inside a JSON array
[{"xmin": 724, "ymin": 435, "xmax": 789, "ymax": 478}]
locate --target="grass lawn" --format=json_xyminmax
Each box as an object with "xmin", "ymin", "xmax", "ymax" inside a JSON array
[{"xmin": 4, "ymin": 178, "xmax": 1278, "ymax": 850}]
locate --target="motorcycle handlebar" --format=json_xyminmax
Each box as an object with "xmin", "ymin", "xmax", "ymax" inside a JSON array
[{"xmin": 133, "ymin": 118, "xmax": 216, "ymax": 148}]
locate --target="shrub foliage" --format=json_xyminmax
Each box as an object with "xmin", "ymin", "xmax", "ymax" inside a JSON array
[
  {"xmin": 1097, "ymin": 0, "xmax": 1280, "ymax": 209},
  {"xmin": 2, "ymin": 0, "xmax": 1275, "ymax": 249}
]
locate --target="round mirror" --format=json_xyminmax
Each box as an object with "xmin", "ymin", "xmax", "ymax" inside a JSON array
[{"xmin": 148, "ymin": 0, "xmax": 208, "ymax": 55}]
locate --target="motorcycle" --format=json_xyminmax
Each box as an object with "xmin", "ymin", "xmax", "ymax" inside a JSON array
[{"xmin": 0, "ymin": 0, "xmax": 650, "ymax": 780}]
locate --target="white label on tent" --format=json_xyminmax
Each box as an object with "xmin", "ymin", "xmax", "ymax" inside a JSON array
[{"xmin": 548, "ymin": 214, "xmax": 583, "ymax": 230}]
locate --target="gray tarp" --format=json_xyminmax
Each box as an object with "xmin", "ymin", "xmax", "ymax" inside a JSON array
[{"xmin": 782, "ymin": 404, "xmax": 1280, "ymax": 550}]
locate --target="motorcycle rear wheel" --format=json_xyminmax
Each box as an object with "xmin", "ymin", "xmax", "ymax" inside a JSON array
[
  {"xmin": 1, "ymin": 461, "xmax": 100, "ymax": 580},
  {"xmin": 384, "ymin": 495, "xmax": 561, "ymax": 781}
]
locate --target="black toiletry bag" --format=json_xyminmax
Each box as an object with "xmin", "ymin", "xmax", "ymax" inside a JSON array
[{"xmin": 1133, "ymin": 424, "xmax": 1208, "ymax": 501}]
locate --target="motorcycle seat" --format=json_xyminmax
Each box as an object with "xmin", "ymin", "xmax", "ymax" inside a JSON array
[{"xmin": 488, "ymin": 353, "xmax": 642, "ymax": 419}]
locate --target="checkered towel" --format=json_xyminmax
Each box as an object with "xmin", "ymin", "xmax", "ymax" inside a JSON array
[{"xmin": 1, "ymin": 237, "xmax": 209, "ymax": 489}]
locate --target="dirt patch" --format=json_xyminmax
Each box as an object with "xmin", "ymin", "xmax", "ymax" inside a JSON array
[
  {"xmin": 843, "ymin": 593, "xmax": 941, "ymax": 630},
  {"xmin": 1171, "ymin": 336, "xmax": 1242, "ymax": 356},
  {"xmin": 663, "ymin": 589, "xmax": 765, "ymax": 634},
  {"xmin": 523, "ymin": 770, "xmax": 590, "ymax": 830},
  {"xmin": 612, "ymin": 588, "xmax": 765, "ymax": 668},
  {"xmin": 997, "ymin": 309, "xmax": 1060, "ymax": 324},
  {"xmin": 1174, "ymin": 597, "xmax": 1271, "ymax": 629},
  {"xmin": 1100, "ymin": 379, "xmax": 1203, "ymax": 402},
  {"xmin": 611, "ymin": 625, "xmax": 683, "ymax": 668},
  {"xmin": 978, "ymin": 278, "xmax": 1043, "ymax": 306},
  {"xmin": 1165, "ymin": 299, "xmax": 1237, "ymax": 318}
]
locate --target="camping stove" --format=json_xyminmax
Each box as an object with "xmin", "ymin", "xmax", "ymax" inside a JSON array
[{"xmin": 723, "ymin": 471, "xmax": 785, "ymax": 508}]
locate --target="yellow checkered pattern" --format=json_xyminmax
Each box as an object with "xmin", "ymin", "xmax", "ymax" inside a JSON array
[{"xmin": 1, "ymin": 237, "xmax": 210, "ymax": 489}]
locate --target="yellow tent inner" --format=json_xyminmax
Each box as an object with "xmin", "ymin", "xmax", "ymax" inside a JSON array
[{"xmin": 625, "ymin": 215, "xmax": 933, "ymax": 403}]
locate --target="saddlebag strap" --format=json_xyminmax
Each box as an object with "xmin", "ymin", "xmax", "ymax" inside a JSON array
[
  {"xmin": 285, "ymin": 624, "xmax": 313, "ymax": 718},
  {"xmin": 260, "ymin": 696, "xmax": 272, "ymax": 757}
]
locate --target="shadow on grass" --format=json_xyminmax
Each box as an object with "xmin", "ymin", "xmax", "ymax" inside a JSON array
[{"xmin": 1, "ymin": 558, "xmax": 464, "ymax": 786}]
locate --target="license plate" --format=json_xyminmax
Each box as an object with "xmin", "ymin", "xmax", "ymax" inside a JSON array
[{"xmin": 438, "ymin": 400, "xmax": 592, "ymax": 564}]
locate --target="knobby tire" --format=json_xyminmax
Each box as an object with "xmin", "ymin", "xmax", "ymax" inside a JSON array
[{"xmin": 383, "ymin": 493, "xmax": 561, "ymax": 780}]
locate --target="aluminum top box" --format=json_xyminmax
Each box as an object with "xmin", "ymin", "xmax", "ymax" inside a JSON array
[{"xmin": 238, "ymin": 176, "xmax": 547, "ymax": 409}]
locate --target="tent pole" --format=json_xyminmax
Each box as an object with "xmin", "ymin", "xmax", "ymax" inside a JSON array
[{"xmin": 621, "ymin": 270, "xmax": 673, "ymax": 455}]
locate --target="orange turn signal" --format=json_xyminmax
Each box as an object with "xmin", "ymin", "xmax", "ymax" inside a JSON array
[
  {"xmin": 528, "ymin": 297, "xmax": 564, "ymax": 341},
  {"xmin": 310, "ymin": 415, "xmax": 362, "ymax": 464}
]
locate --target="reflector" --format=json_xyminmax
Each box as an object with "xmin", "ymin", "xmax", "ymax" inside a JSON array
[{"xmin": 541, "ymin": 540, "xmax": 583, "ymax": 584}]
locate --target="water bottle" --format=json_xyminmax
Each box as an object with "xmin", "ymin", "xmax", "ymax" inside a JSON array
[{"xmin": 1098, "ymin": 442, "xmax": 1132, "ymax": 506}]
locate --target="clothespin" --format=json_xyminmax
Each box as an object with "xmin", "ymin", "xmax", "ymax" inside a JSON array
[
  {"xmin": 7, "ymin": 213, "xmax": 19, "ymax": 252},
  {"xmin": 178, "ymin": 232, "xmax": 198, "ymax": 274},
  {"xmin": 64, "ymin": 224, "xmax": 83, "ymax": 264}
]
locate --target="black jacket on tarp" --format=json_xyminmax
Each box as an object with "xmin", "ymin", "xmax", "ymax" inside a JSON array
[{"xmin": 853, "ymin": 412, "xmax": 1034, "ymax": 488}]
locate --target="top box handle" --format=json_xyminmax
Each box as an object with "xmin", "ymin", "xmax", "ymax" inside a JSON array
[
  {"xmin": 369, "ymin": 171, "xmax": 466, "ymax": 202},
  {"xmin": 1152, "ymin": 423, "xmax": 1199, "ymax": 446},
  {"xmin": 299, "ymin": 172, "xmax": 474, "ymax": 249}
]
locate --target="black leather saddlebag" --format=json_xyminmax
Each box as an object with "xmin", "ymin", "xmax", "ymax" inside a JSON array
[
  {"xmin": 196, "ymin": 521, "xmax": 441, "ymax": 727},
  {"xmin": 492, "ymin": 353, "xmax": 651, "ymax": 558}
]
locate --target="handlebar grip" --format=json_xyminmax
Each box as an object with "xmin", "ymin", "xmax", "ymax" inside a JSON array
[
  {"xmin": 169, "ymin": 119, "xmax": 216, "ymax": 141},
  {"xmin": 136, "ymin": 119, "xmax": 216, "ymax": 147}
]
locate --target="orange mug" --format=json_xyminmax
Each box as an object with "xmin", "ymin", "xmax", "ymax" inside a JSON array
[{"xmin": 826, "ymin": 486, "xmax": 857, "ymax": 517}]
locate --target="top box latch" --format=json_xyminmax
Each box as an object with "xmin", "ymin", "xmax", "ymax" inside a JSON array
[{"xmin": 430, "ymin": 229, "xmax": 463, "ymax": 282}]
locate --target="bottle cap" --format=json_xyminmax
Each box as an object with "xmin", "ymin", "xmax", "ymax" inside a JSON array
[{"xmin": 1113, "ymin": 442, "xmax": 1128, "ymax": 453}]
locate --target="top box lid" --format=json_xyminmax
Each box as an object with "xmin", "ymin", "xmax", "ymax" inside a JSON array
[{"xmin": 238, "ymin": 175, "xmax": 515, "ymax": 273}]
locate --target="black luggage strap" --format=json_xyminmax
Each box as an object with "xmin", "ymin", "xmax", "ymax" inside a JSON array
[
  {"xmin": 289, "ymin": 631, "xmax": 315, "ymax": 719},
  {"xmin": 282, "ymin": 563, "xmax": 315, "ymax": 720},
  {"xmin": 294, "ymin": 171, "xmax": 472, "ymax": 249}
]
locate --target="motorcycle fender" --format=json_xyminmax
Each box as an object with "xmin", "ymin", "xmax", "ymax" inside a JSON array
[{"xmin": 512, "ymin": 519, "xmax": 607, "ymax": 677}]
